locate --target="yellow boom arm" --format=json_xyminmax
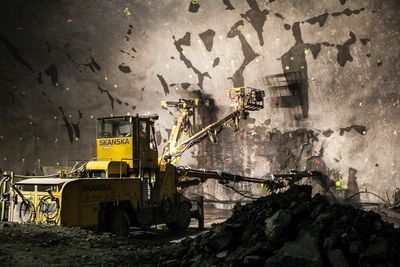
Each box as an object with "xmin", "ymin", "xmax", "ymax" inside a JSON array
[{"xmin": 160, "ymin": 87, "xmax": 265, "ymax": 167}]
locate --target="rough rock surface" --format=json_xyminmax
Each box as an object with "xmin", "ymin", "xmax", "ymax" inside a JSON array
[
  {"xmin": 1, "ymin": 0, "xmax": 400, "ymax": 207},
  {"xmin": 157, "ymin": 186, "xmax": 400, "ymax": 266}
]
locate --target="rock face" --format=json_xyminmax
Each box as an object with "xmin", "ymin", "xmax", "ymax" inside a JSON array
[
  {"xmin": 1, "ymin": 0, "xmax": 400, "ymax": 206},
  {"xmin": 159, "ymin": 186, "xmax": 400, "ymax": 266}
]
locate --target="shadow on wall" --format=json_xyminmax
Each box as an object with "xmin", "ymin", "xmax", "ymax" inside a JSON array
[
  {"xmin": 344, "ymin": 168, "xmax": 360, "ymax": 202},
  {"xmin": 263, "ymin": 21, "xmax": 322, "ymax": 125},
  {"xmin": 263, "ymin": 71, "xmax": 308, "ymax": 126}
]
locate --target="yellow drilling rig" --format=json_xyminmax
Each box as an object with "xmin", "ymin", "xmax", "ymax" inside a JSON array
[{"xmin": 0, "ymin": 87, "xmax": 318, "ymax": 235}]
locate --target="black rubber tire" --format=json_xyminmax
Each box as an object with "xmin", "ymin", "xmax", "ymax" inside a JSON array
[
  {"xmin": 109, "ymin": 208, "xmax": 130, "ymax": 236},
  {"xmin": 166, "ymin": 203, "xmax": 191, "ymax": 231},
  {"xmin": 161, "ymin": 196, "xmax": 173, "ymax": 221}
]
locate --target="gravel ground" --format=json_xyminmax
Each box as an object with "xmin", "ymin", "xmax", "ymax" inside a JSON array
[
  {"xmin": 2, "ymin": 199, "xmax": 400, "ymax": 267},
  {"xmin": 0, "ymin": 208, "xmax": 230, "ymax": 267},
  {"xmin": 0, "ymin": 222, "xmax": 156, "ymax": 266}
]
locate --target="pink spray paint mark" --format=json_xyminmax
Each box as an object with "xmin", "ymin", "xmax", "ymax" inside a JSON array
[
  {"xmin": 239, "ymin": 129, "xmax": 246, "ymax": 139},
  {"xmin": 313, "ymin": 158, "xmax": 321, "ymax": 165}
]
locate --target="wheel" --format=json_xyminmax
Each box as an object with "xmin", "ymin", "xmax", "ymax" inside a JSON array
[
  {"xmin": 166, "ymin": 202, "xmax": 191, "ymax": 231},
  {"xmin": 109, "ymin": 208, "xmax": 130, "ymax": 236},
  {"xmin": 161, "ymin": 196, "xmax": 173, "ymax": 221}
]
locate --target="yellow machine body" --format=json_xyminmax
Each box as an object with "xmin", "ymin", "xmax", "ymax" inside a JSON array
[
  {"xmin": 96, "ymin": 137, "xmax": 133, "ymax": 168},
  {"xmin": 10, "ymin": 178, "xmax": 68, "ymax": 225},
  {"xmin": 10, "ymin": 178, "xmax": 142, "ymax": 227},
  {"xmin": 87, "ymin": 115, "xmax": 158, "ymax": 175},
  {"xmin": 86, "ymin": 160, "xmax": 128, "ymax": 178},
  {"xmin": 3, "ymin": 87, "xmax": 265, "ymax": 234},
  {"xmin": 7, "ymin": 114, "xmax": 184, "ymax": 231}
]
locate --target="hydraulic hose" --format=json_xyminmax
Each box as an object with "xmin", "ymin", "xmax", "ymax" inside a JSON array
[
  {"xmin": 0, "ymin": 176, "xmax": 10, "ymax": 197},
  {"xmin": 11, "ymin": 184, "xmax": 36, "ymax": 222},
  {"xmin": 344, "ymin": 191, "xmax": 389, "ymax": 205},
  {"xmin": 37, "ymin": 192, "xmax": 59, "ymax": 223},
  {"xmin": 0, "ymin": 176, "xmax": 11, "ymax": 221}
]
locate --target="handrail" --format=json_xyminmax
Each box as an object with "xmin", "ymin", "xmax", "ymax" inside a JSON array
[{"xmin": 14, "ymin": 174, "xmax": 59, "ymax": 179}]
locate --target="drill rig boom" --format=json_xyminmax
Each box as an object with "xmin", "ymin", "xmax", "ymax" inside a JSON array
[{"xmin": 162, "ymin": 87, "xmax": 265, "ymax": 164}]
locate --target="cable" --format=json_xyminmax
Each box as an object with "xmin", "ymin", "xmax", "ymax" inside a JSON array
[
  {"xmin": 222, "ymin": 183, "xmax": 259, "ymax": 200},
  {"xmin": 19, "ymin": 199, "xmax": 36, "ymax": 223},
  {"xmin": 170, "ymin": 133, "xmax": 206, "ymax": 161},
  {"xmin": 10, "ymin": 185, "xmax": 36, "ymax": 222},
  {"xmin": 185, "ymin": 193, "xmax": 253, "ymax": 204},
  {"xmin": 37, "ymin": 195, "xmax": 60, "ymax": 224},
  {"xmin": 344, "ymin": 191, "xmax": 389, "ymax": 205},
  {"xmin": 0, "ymin": 176, "xmax": 10, "ymax": 197},
  {"xmin": 68, "ymin": 161, "xmax": 88, "ymax": 175}
]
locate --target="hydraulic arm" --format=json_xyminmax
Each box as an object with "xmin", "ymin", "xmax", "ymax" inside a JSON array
[
  {"xmin": 176, "ymin": 167, "xmax": 323, "ymax": 192},
  {"xmin": 160, "ymin": 87, "xmax": 265, "ymax": 165}
]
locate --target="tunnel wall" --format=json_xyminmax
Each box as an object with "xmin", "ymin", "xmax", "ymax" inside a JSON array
[{"xmin": 0, "ymin": 0, "xmax": 399, "ymax": 204}]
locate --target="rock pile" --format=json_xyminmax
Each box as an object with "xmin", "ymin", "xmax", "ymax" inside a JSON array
[{"xmin": 160, "ymin": 186, "xmax": 400, "ymax": 266}]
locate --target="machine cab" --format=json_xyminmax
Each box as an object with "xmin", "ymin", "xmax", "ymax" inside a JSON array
[{"xmin": 88, "ymin": 115, "xmax": 159, "ymax": 178}]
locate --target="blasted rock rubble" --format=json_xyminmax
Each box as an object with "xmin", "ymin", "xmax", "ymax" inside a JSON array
[{"xmin": 157, "ymin": 186, "xmax": 400, "ymax": 267}]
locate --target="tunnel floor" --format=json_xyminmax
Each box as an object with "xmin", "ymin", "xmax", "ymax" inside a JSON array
[
  {"xmin": 0, "ymin": 207, "xmax": 231, "ymax": 266},
  {"xmin": 1, "ymin": 204, "xmax": 400, "ymax": 266}
]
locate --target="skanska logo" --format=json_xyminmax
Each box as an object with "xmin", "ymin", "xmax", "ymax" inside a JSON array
[{"xmin": 99, "ymin": 138, "xmax": 130, "ymax": 146}]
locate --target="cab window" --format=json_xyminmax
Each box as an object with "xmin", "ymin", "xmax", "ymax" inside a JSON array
[
  {"xmin": 138, "ymin": 121, "xmax": 146, "ymax": 138},
  {"xmin": 98, "ymin": 118, "xmax": 133, "ymax": 138}
]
